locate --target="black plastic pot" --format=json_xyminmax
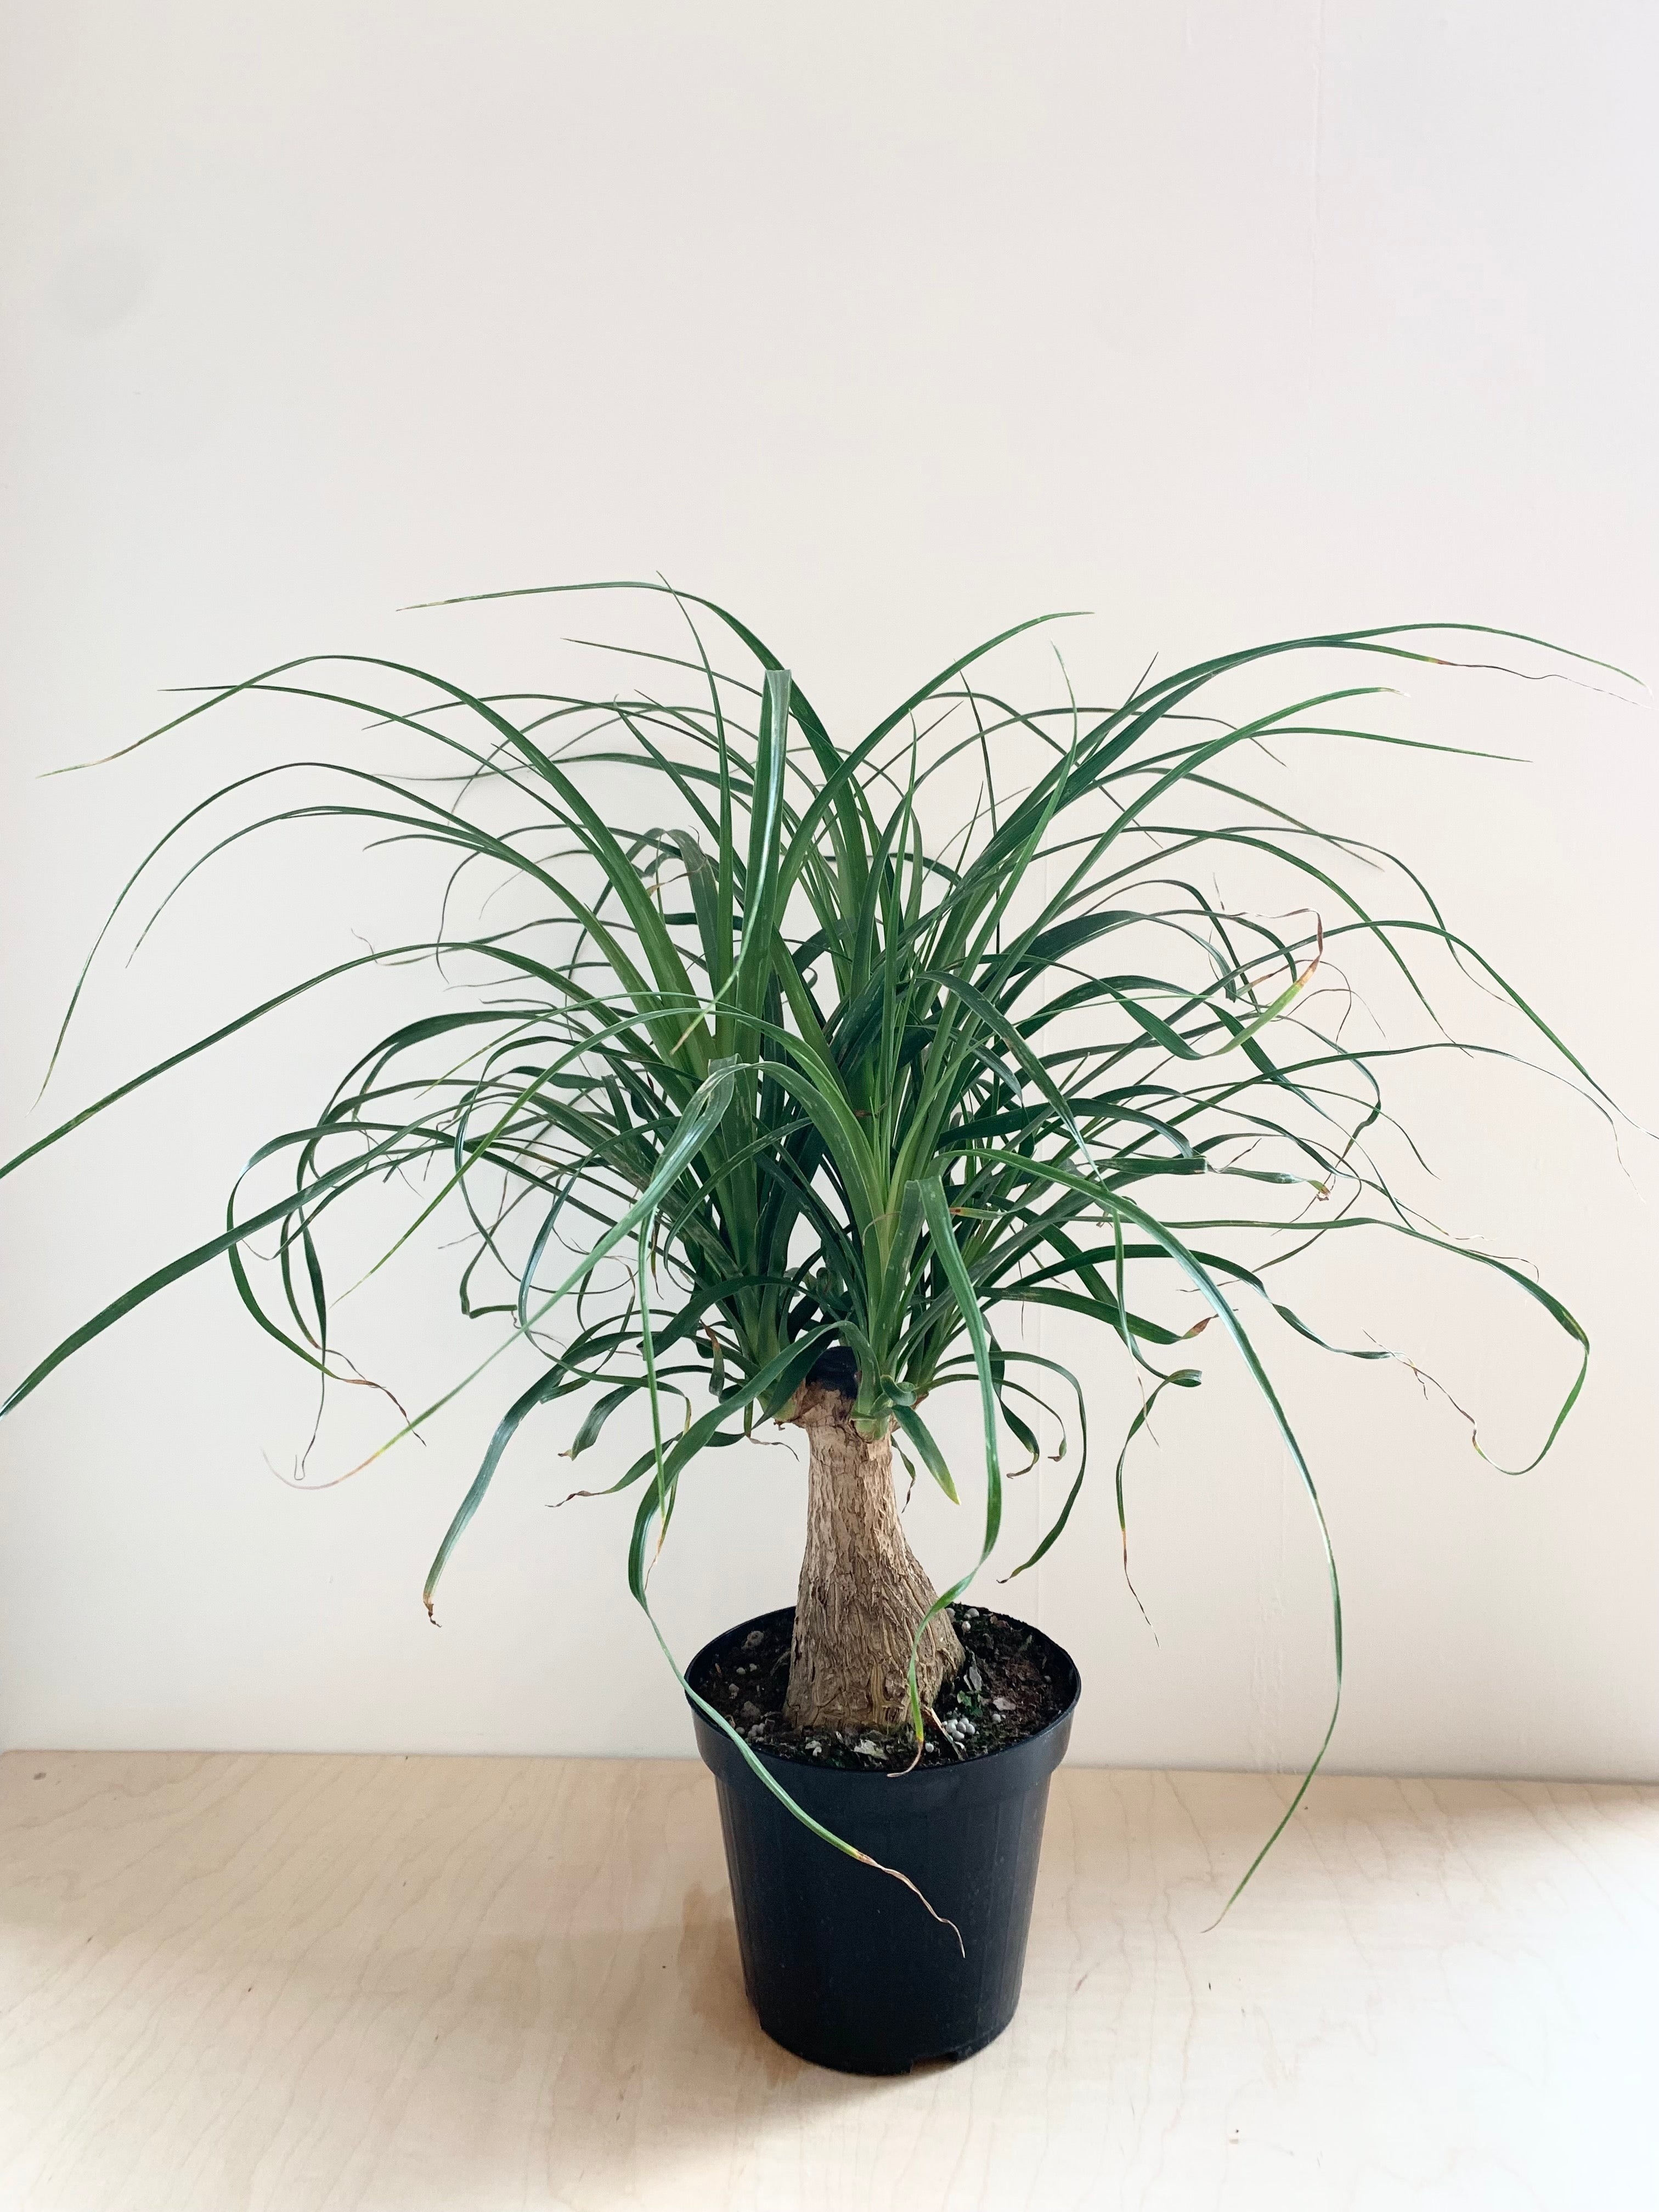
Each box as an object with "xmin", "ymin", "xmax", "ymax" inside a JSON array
[{"xmin": 687, "ymin": 1605, "xmax": 1080, "ymax": 2075}]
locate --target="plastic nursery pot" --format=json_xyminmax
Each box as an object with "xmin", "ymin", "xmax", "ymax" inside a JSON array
[{"xmin": 686, "ymin": 1605, "xmax": 1081, "ymax": 2075}]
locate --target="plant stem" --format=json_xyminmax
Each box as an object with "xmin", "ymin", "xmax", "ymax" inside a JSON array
[{"xmin": 783, "ymin": 1379, "xmax": 963, "ymax": 1730}]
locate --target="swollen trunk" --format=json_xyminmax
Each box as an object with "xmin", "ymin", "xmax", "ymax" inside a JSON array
[{"xmin": 783, "ymin": 1381, "xmax": 963, "ymax": 1731}]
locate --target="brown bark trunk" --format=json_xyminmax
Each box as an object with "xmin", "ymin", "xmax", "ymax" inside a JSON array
[{"xmin": 782, "ymin": 1380, "xmax": 964, "ymax": 1731}]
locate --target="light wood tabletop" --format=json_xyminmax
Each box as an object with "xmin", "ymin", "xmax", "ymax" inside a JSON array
[{"xmin": 0, "ymin": 1751, "xmax": 1654, "ymax": 2210}]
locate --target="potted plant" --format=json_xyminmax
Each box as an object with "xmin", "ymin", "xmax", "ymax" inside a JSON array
[{"xmin": 1, "ymin": 585, "xmax": 1608, "ymax": 2073}]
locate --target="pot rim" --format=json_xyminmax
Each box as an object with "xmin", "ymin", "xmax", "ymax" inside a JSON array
[{"xmin": 684, "ymin": 1600, "xmax": 1082, "ymax": 1782}]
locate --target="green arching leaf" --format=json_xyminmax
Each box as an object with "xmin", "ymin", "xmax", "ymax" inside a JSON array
[
  {"xmin": 563, "ymin": 1380, "xmax": 641, "ymax": 1459},
  {"xmin": 2, "ymin": 1141, "xmax": 399, "ymax": 1417},
  {"xmin": 420, "ymin": 1058, "xmax": 738, "ymax": 1607},
  {"xmin": 1002, "ymin": 1365, "xmax": 1197, "ymax": 1586},
  {"xmin": 891, "ymin": 1403, "xmax": 961, "ymax": 1503}
]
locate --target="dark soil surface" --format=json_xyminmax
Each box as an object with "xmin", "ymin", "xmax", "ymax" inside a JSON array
[{"xmin": 687, "ymin": 1604, "xmax": 1071, "ymax": 1771}]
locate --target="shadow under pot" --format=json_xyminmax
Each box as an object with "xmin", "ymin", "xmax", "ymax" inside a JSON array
[{"xmin": 686, "ymin": 1605, "xmax": 1080, "ymax": 2076}]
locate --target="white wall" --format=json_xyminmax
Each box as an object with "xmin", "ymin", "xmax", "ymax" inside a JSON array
[{"xmin": 2, "ymin": 1, "xmax": 1656, "ymax": 1782}]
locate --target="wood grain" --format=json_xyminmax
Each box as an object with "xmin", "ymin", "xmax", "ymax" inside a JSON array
[{"xmin": 1, "ymin": 1752, "xmax": 1654, "ymax": 2210}]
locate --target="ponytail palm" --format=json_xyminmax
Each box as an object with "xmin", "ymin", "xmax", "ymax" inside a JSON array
[{"xmin": 1, "ymin": 584, "xmax": 1609, "ymax": 1900}]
